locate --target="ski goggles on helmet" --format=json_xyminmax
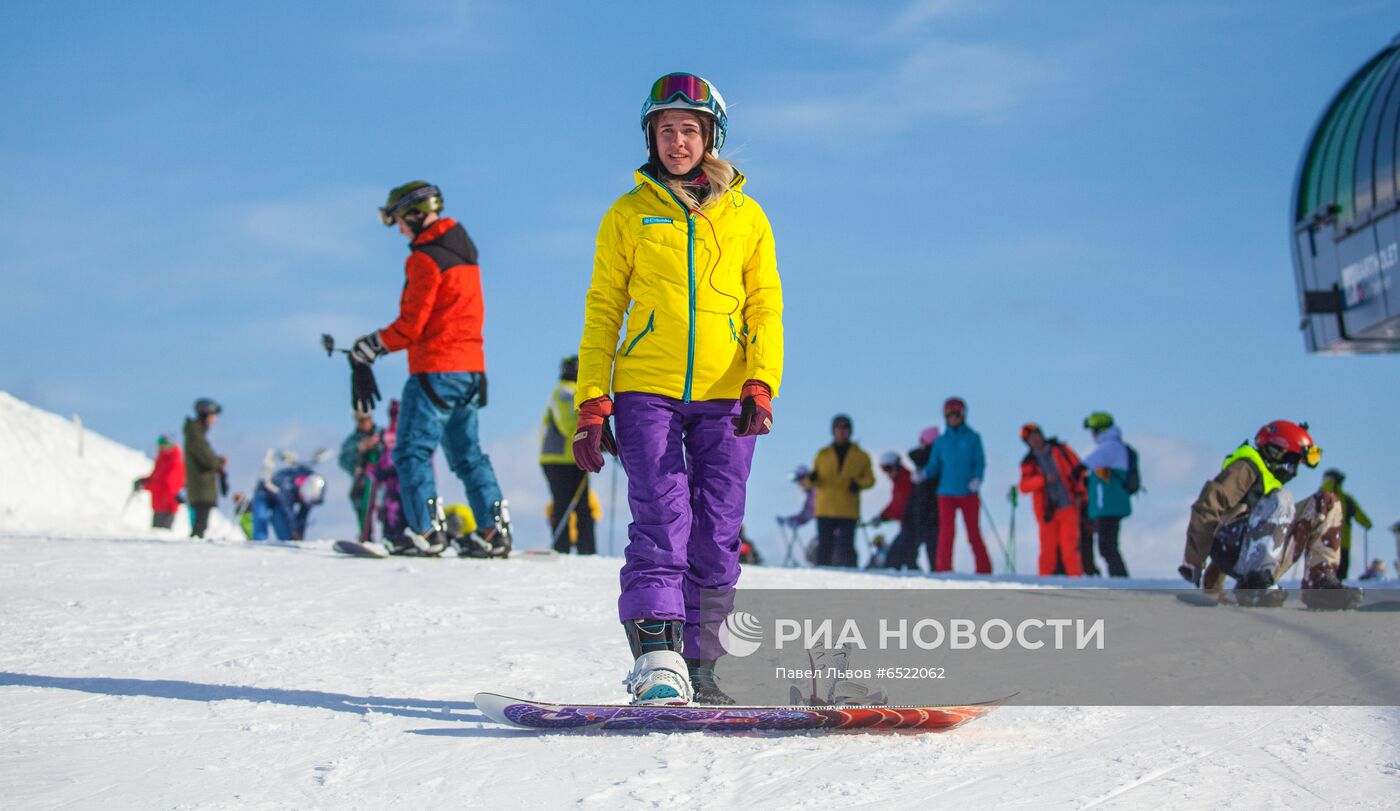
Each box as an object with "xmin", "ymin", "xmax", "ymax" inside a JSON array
[
  {"xmin": 379, "ymin": 184, "xmax": 442, "ymax": 226},
  {"xmin": 649, "ymin": 73, "xmax": 712, "ymax": 106}
]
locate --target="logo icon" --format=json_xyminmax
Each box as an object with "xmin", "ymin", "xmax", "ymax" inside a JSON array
[{"xmin": 719, "ymin": 611, "xmax": 763, "ymax": 657}]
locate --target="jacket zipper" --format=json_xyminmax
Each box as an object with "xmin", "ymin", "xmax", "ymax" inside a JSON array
[
  {"xmin": 624, "ymin": 312, "xmax": 655, "ymax": 356},
  {"xmin": 642, "ymin": 171, "xmax": 697, "ymax": 403}
]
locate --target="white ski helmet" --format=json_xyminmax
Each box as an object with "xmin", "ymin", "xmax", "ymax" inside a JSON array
[
  {"xmin": 640, "ymin": 72, "xmax": 729, "ymax": 153},
  {"xmin": 879, "ymin": 451, "xmax": 901, "ymax": 468},
  {"xmin": 298, "ymin": 473, "xmax": 326, "ymax": 506}
]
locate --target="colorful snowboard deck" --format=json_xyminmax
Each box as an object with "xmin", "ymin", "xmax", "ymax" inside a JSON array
[{"xmin": 474, "ymin": 692, "xmax": 1008, "ymax": 733}]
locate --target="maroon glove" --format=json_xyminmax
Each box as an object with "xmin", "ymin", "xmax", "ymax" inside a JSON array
[
  {"xmin": 574, "ymin": 396, "xmax": 618, "ymax": 473},
  {"xmin": 731, "ymin": 380, "xmax": 773, "ymax": 437}
]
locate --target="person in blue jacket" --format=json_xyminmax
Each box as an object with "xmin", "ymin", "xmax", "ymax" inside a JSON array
[
  {"xmin": 251, "ymin": 454, "xmax": 327, "ymax": 541},
  {"xmin": 922, "ymin": 397, "xmax": 991, "ymax": 573}
]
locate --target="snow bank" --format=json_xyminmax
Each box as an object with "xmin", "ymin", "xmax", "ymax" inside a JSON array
[{"xmin": 0, "ymin": 390, "xmax": 240, "ymax": 539}]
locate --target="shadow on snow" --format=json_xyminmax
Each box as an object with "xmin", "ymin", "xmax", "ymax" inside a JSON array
[{"xmin": 0, "ymin": 671, "xmax": 520, "ymax": 737}]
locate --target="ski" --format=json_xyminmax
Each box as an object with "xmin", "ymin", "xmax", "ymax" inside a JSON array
[{"xmin": 474, "ymin": 692, "xmax": 1009, "ymax": 733}]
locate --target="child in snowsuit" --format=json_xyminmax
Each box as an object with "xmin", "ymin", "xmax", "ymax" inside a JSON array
[{"xmin": 1180, "ymin": 420, "xmax": 1352, "ymax": 609}]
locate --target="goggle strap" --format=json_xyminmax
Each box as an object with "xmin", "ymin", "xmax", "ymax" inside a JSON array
[{"xmin": 382, "ymin": 185, "xmax": 441, "ymax": 220}]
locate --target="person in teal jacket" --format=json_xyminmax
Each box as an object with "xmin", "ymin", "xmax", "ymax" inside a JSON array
[
  {"xmin": 1080, "ymin": 415, "xmax": 1131, "ymax": 577},
  {"xmin": 921, "ymin": 397, "xmax": 990, "ymax": 573}
]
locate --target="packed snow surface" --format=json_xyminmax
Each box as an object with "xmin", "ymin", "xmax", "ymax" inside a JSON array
[
  {"xmin": 2, "ymin": 391, "xmax": 1398, "ymax": 809},
  {"xmin": 3, "ymin": 539, "xmax": 1399, "ymax": 809}
]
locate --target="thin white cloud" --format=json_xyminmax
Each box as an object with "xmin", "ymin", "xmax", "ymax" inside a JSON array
[
  {"xmin": 752, "ymin": 0, "xmax": 1061, "ymax": 140},
  {"xmin": 229, "ymin": 187, "xmax": 381, "ymax": 263}
]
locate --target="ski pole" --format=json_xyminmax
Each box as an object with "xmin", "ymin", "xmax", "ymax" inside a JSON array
[
  {"xmin": 1007, "ymin": 486, "xmax": 1018, "ymax": 573},
  {"xmin": 550, "ymin": 476, "xmax": 590, "ymax": 547},
  {"xmin": 978, "ymin": 495, "xmax": 1012, "ymax": 574},
  {"xmin": 120, "ymin": 485, "xmax": 140, "ymax": 517}
]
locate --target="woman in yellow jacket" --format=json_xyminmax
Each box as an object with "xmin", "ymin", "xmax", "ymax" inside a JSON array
[{"xmin": 573, "ymin": 73, "xmax": 783, "ymax": 705}]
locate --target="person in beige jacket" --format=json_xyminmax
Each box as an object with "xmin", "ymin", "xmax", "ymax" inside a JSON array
[{"xmin": 804, "ymin": 414, "xmax": 875, "ymax": 567}]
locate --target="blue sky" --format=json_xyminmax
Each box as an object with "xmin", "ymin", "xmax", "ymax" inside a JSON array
[{"xmin": 3, "ymin": 1, "xmax": 1397, "ymax": 574}]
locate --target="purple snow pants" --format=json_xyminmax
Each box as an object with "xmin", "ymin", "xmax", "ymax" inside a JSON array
[{"xmin": 614, "ymin": 392, "xmax": 756, "ymax": 659}]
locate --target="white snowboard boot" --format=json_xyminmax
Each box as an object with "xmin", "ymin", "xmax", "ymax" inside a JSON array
[{"xmin": 624, "ymin": 651, "xmax": 693, "ymax": 706}]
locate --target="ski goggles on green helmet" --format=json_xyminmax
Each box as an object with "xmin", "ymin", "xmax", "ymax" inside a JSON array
[{"xmin": 379, "ymin": 183, "xmax": 442, "ymax": 226}]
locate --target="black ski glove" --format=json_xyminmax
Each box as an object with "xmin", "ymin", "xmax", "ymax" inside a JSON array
[
  {"xmin": 133, "ymin": 478, "xmax": 147, "ymax": 492},
  {"xmin": 350, "ymin": 358, "xmax": 381, "ymax": 414},
  {"xmin": 1178, "ymin": 564, "xmax": 1202, "ymax": 587},
  {"xmin": 848, "ymin": 481, "xmax": 861, "ymax": 494},
  {"xmin": 477, "ymin": 372, "xmax": 488, "ymax": 408}
]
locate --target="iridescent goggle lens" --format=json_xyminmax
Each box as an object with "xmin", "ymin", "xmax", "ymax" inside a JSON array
[
  {"xmin": 1020, "ymin": 423, "xmax": 1041, "ymax": 440},
  {"xmin": 650, "ymin": 74, "xmax": 710, "ymax": 105},
  {"xmin": 1305, "ymin": 446, "xmax": 1322, "ymax": 467}
]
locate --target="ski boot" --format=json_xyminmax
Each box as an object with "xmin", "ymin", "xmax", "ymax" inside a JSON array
[
  {"xmin": 391, "ymin": 527, "xmax": 448, "ymax": 556},
  {"xmin": 393, "ymin": 498, "xmax": 449, "ymax": 556},
  {"xmin": 1234, "ymin": 570, "xmax": 1287, "ymax": 607},
  {"xmin": 623, "ymin": 619, "xmax": 691, "ymax": 706},
  {"xmin": 454, "ymin": 499, "xmax": 512, "ymax": 558},
  {"xmin": 686, "ymin": 658, "xmax": 735, "ymax": 705},
  {"xmin": 1301, "ymin": 573, "xmax": 1364, "ymax": 611}
]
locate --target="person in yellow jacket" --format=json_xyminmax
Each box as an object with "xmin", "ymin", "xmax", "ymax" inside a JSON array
[
  {"xmin": 544, "ymin": 490, "xmax": 603, "ymax": 549},
  {"xmin": 572, "ymin": 72, "xmax": 783, "ymax": 706},
  {"xmin": 540, "ymin": 355, "xmax": 596, "ymax": 554},
  {"xmin": 804, "ymin": 414, "xmax": 875, "ymax": 567}
]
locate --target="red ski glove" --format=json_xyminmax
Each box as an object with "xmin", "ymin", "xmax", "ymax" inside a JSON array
[
  {"xmin": 732, "ymin": 380, "xmax": 773, "ymax": 437},
  {"xmin": 574, "ymin": 396, "xmax": 618, "ymax": 473}
]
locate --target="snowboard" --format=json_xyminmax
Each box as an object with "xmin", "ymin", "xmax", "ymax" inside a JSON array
[
  {"xmin": 332, "ymin": 540, "xmax": 559, "ymax": 560},
  {"xmin": 474, "ymin": 691, "xmax": 1008, "ymax": 732},
  {"xmin": 333, "ymin": 539, "xmax": 387, "ymax": 558},
  {"xmin": 1175, "ymin": 590, "xmax": 1396, "ymax": 611}
]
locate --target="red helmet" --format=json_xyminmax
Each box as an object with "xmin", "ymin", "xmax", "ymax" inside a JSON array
[
  {"xmin": 1253, "ymin": 420, "xmax": 1321, "ymax": 468},
  {"xmin": 944, "ymin": 397, "xmax": 967, "ymax": 416}
]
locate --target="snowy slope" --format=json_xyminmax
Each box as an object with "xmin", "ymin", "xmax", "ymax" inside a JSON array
[
  {"xmin": 2, "ymin": 539, "xmax": 1398, "ymax": 810},
  {"xmin": 0, "ymin": 391, "xmax": 240, "ymax": 539},
  {"xmin": 1, "ymin": 390, "xmax": 1397, "ymax": 809}
]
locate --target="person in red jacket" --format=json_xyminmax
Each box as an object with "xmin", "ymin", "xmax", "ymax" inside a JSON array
[
  {"xmin": 1017, "ymin": 423, "xmax": 1086, "ymax": 576},
  {"xmin": 350, "ymin": 181, "xmax": 510, "ymax": 558},
  {"xmin": 134, "ymin": 435, "xmax": 185, "ymax": 529},
  {"xmin": 871, "ymin": 451, "xmax": 913, "ymax": 526}
]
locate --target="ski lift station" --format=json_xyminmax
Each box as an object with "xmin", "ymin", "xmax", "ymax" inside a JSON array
[{"xmin": 1293, "ymin": 34, "xmax": 1400, "ymax": 353}]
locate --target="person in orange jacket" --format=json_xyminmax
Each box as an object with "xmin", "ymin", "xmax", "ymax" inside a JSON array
[
  {"xmin": 134, "ymin": 435, "xmax": 185, "ymax": 529},
  {"xmin": 1017, "ymin": 423, "xmax": 1087, "ymax": 576},
  {"xmin": 350, "ymin": 181, "xmax": 510, "ymax": 558}
]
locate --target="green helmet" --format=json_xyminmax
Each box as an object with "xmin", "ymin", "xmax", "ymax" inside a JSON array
[
  {"xmin": 379, "ymin": 181, "xmax": 443, "ymax": 226},
  {"xmin": 1083, "ymin": 411, "xmax": 1114, "ymax": 431}
]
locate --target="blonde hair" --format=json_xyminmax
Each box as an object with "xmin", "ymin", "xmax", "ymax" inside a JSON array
[{"xmin": 652, "ymin": 114, "xmax": 738, "ymax": 211}]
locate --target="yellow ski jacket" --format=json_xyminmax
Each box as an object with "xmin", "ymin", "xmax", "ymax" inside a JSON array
[{"xmin": 577, "ymin": 169, "xmax": 783, "ymax": 404}]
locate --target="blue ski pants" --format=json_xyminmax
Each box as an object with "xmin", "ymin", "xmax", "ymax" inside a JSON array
[{"xmin": 395, "ymin": 372, "xmax": 503, "ymax": 535}]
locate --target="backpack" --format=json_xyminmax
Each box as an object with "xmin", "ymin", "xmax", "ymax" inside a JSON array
[{"xmin": 1124, "ymin": 444, "xmax": 1143, "ymax": 495}]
